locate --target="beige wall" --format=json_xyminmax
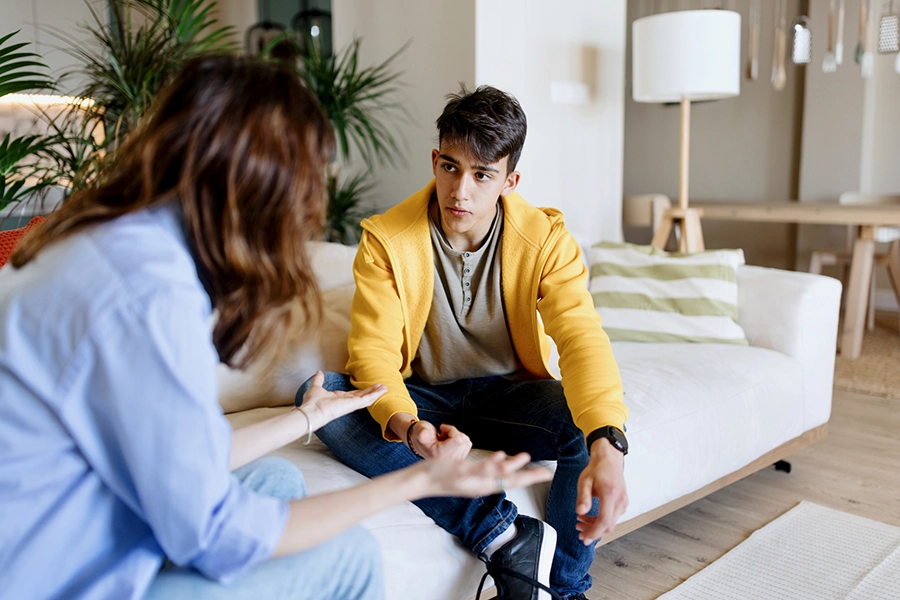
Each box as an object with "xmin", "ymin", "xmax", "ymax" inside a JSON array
[
  {"xmin": 475, "ymin": 0, "xmax": 627, "ymax": 244},
  {"xmin": 798, "ymin": 1, "xmax": 900, "ymax": 309},
  {"xmin": 623, "ymin": 1, "xmax": 804, "ymax": 269},
  {"xmin": 330, "ymin": 0, "xmax": 477, "ymax": 213},
  {"xmin": 3, "ymin": 0, "xmax": 96, "ymax": 93},
  {"xmin": 321, "ymin": 0, "xmax": 627, "ymax": 245}
]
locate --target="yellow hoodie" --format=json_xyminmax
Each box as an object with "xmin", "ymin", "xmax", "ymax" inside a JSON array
[{"xmin": 347, "ymin": 180, "xmax": 627, "ymax": 441}]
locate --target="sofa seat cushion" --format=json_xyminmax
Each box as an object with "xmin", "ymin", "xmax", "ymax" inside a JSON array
[
  {"xmin": 612, "ymin": 341, "xmax": 805, "ymax": 521},
  {"xmin": 226, "ymin": 408, "xmax": 521, "ymax": 599}
]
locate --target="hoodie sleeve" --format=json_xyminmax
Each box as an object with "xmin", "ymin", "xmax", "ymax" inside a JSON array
[{"xmin": 346, "ymin": 230, "xmax": 420, "ymax": 440}]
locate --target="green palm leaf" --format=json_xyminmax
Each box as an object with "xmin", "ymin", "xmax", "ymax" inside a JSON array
[
  {"xmin": 0, "ymin": 32, "xmax": 56, "ymax": 209},
  {"xmin": 325, "ymin": 170, "xmax": 375, "ymax": 244},
  {"xmin": 0, "ymin": 31, "xmax": 54, "ymax": 98},
  {"xmin": 0, "ymin": 133, "xmax": 57, "ymax": 209},
  {"xmin": 298, "ymin": 37, "xmax": 410, "ymax": 169}
]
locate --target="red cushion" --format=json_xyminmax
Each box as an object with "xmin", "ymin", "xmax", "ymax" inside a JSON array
[{"xmin": 0, "ymin": 216, "xmax": 46, "ymax": 269}]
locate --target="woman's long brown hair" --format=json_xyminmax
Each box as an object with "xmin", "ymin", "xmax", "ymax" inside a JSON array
[{"xmin": 12, "ymin": 55, "xmax": 335, "ymax": 368}]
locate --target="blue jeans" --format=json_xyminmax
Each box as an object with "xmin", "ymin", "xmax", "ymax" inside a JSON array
[
  {"xmin": 143, "ymin": 456, "xmax": 384, "ymax": 600},
  {"xmin": 298, "ymin": 372, "xmax": 598, "ymax": 598}
]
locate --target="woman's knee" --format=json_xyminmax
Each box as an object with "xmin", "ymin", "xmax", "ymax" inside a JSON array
[{"xmin": 234, "ymin": 456, "xmax": 307, "ymax": 500}]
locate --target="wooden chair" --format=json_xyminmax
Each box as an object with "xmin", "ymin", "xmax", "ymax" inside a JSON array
[
  {"xmin": 622, "ymin": 194, "xmax": 672, "ymax": 246},
  {"xmin": 809, "ymin": 192, "xmax": 900, "ymax": 333}
]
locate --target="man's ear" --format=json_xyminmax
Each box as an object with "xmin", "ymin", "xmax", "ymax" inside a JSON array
[
  {"xmin": 431, "ymin": 148, "xmax": 440, "ymax": 177},
  {"xmin": 502, "ymin": 170, "xmax": 521, "ymax": 195}
]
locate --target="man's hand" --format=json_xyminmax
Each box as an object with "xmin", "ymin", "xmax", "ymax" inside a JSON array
[
  {"xmin": 411, "ymin": 420, "xmax": 472, "ymax": 460},
  {"xmin": 574, "ymin": 437, "xmax": 628, "ymax": 546},
  {"xmin": 389, "ymin": 413, "xmax": 472, "ymax": 460}
]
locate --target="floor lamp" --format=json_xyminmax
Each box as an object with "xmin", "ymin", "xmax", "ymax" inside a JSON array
[{"xmin": 632, "ymin": 10, "xmax": 741, "ymax": 252}]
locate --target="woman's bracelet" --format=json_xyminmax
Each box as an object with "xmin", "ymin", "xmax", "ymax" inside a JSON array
[
  {"xmin": 293, "ymin": 406, "xmax": 313, "ymax": 445},
  {"xmin": 406, "ymin": 419, "xmax": 425, "ymax": 459}
]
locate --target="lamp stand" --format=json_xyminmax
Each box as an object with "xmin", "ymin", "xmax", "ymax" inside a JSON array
[{"xmin": 651, "ymin": 97, "xmax": 706, "ymax": 253}]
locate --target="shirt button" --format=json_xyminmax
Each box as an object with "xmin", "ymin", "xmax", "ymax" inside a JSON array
[
  {"xmin": 465, "ymin": 282, "xmax": 470, "ymax": 287},
  {"xmin": 466, "ymin": 296, "xmax": 471, "ymax": 302},
  {"xmin": 464, "ymin": 268, "xmax": 470, "ymax": 274},
  {"xmin": 464, "ymin": 252, "xmax": 471, "ymax": 258}
]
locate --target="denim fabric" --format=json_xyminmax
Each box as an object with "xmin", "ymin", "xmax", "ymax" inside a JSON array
[
  {"xmin": 143, "ymin": 456, "xmax": 384, "ymax": 600},
  {"xmin": 297, "ymin": 372, "xmax": 598, "ymax": 597}
]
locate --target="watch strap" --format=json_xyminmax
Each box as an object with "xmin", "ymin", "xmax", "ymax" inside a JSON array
[{"xmin": 586, "ymin": 425, "xmax": 628, "ymax": 456}]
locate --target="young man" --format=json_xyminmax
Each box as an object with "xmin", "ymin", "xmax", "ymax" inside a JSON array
[{"xmin": 299, "ymin": 86, "xmax": 628, "ymax": 600}]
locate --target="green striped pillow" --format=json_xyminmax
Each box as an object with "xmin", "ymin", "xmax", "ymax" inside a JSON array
[{"xmin": 589, "ymin": 242, "xmax": 748, "ymax": 345}]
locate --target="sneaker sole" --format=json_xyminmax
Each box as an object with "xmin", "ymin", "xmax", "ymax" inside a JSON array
[{"xmin": 535, "ymin": 521, "xmax": 557, "ymax": 600}]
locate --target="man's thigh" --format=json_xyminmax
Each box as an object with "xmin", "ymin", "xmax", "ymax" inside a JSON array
[{"xmin": 412, "ymin": 377, "xmax": 576, "ymax": 462}]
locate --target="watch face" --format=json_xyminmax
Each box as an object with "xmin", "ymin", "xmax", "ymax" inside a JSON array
[{"xmin": 609, "ymin": 427, "xmax": 628, "ymax": 455}]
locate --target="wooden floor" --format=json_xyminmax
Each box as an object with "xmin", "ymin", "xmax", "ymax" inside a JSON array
[{"xmin": 586, "ymin": 388, "xmax": 900, "ymax": 600}]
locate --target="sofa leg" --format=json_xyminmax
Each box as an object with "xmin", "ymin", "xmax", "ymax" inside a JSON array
[{"xmin": 773, "ymin": 460, "xmax": 792, "ymax": 473}]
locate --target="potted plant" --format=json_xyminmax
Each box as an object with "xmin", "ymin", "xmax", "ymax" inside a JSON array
[
  {"xmin": 286, "ymin": 35, "xmax": 410, "ymax": 243},
  {"xmin": 32, "ymin": 0, "xmax": 237, "ymax": 193},
  {"xmin": 0, "ymin": 31, "xmax": 58, "ymax": 215}
]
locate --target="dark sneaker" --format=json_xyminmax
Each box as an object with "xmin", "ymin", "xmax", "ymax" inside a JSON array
[{"xmin": 481, "ymin": 515, "xmax": 559, "ymax": 600}]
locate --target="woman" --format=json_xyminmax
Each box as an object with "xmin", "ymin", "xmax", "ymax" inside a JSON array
[{"xmin": 0, "ymin": 56, "xmax": 550, "ymax": 600}]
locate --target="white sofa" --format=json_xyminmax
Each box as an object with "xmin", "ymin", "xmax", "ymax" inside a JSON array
[{"xmin": 219, "ymin": 241, "xmax": 842, "ymax": 600}]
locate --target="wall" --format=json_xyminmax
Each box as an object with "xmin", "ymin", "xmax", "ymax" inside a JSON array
[
  {"xmin": 3, "ymin": 0, "xmax": 97, "ymax": 94},
  {"xmin": 623, "ymin": 0, "xmax": 805, "ymax": 269},
  {"xmin": 326, "ymin": 0, "xmax": 627, "ymax": 246},
  {"xmin": 226, "ymin": 0, "xmax": 626, "ymax": 244},
  {"xmin": 329, "ymin": 0, "xmax": 477, "ymax": 213},
  {"xmin": 798, "ymin": 2, "xmax": 900, "ymax": 309},
  {"xmin": 475, "ymin": 0, "xmax": 627, "ymax": 244}
]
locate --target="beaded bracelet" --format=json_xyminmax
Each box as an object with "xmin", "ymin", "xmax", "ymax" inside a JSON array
[{"xmin": 406, "ymin": 419, "xmax": 425, "ymax": 459}]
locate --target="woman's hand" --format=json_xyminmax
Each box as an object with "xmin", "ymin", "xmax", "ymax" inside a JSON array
[
  {"xmin": 420, "ymin": 451, "xmax": 553, "ymax": 498},
  {"xmin": 300, "ymin": 370, "xmax": 387, "ymax": 431}
]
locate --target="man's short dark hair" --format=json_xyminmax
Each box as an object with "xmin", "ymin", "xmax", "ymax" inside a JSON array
[{"xmin": 436, "ymin": 85, "xmax": 527, "ymax": 173}]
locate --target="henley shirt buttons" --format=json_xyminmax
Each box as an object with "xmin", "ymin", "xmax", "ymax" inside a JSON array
[{"xmin": 464, "ymin": 268, "xmax": 470, "ymax": 274}]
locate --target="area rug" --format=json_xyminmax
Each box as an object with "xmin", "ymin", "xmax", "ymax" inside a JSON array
[
  {"xmin": 659, "ymin": 501, "xmax": 900, "ymax": 599},
  {"xmin": 833, "ymin": 312, "xmax": 900, "ymax": 399}
]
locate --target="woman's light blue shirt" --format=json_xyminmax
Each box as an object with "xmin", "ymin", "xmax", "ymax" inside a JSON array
[{"xmin": 0, "ymin": 204, "xmax": 288, "ymax": 599}]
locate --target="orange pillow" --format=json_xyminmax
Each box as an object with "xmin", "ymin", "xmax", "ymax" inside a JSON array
[{"xmin": 0, "ymin": 216, "xmax": 46, "ymax": 269}]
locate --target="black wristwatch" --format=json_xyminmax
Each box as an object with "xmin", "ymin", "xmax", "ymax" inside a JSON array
[{"xmin": 586, "ymin": 426, "xmax": 628, "ymax": 456}]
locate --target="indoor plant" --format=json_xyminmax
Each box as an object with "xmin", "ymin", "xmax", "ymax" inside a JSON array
[
  {"xmin": 289, "ymin": 35, "xmax": 409, "ymax": 243},
  {"xmin": 0, "ymin": 31, "xmax": 57, "ymax": 212}
]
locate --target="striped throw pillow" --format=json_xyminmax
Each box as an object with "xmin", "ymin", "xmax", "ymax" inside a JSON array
[{"xmin": 589, "ymin": 242, "xmax": 748, "ymax": 345}]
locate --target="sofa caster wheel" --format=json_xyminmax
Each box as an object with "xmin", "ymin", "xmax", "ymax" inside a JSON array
[{"xmin": 773, "ymin": 460, "xmax": 792, "ymax": 473}]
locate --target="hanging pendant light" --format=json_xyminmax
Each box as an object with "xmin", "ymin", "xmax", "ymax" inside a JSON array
[{"xmin": 292, "ymin": 0, "xmax": 333, "ymax": 58}]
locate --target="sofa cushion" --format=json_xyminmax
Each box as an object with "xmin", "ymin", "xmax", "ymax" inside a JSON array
[
  {"xmin": 218, "ymin": 283, "xmax": 355, "ymax": 413},
  {"xmin": 589, "ymin": 241, "xmax": 748, "ymax": 345},
  {"xmin": 612, "ymin": 341, "xmax": 805, "ymax": 521}
]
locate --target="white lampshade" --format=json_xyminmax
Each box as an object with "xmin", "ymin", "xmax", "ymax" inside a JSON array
[{"xmin": 632, "ymin": 10, "xmax": 741, "ymax": 103}]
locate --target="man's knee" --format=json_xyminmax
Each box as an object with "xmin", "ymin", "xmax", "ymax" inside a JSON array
[{"xmin": 295, "ymin": 371, "xmax": 354, "ymax": 406}]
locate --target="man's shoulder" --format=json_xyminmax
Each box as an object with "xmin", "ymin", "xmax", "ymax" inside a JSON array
[
  {"xmin": 363, "ymin": 181, "xmax": 434, "ymax": 240},
  {"xmin": 502, "ymin": 192, "xmax": 567, "ymax": 243}
]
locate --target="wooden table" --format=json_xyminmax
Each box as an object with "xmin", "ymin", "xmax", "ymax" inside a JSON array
[{"xmin": 693, "ymin": 201, "xmax": 900, "ymax": 359}]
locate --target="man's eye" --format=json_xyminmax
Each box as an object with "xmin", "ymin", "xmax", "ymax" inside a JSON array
[
  {"xmin": 476, "ymin": 172, "xmax": 491, "ymax": 181},
  {"xmin": 442, "ymin": 163, "xmax": 456, "ymax": 172}
]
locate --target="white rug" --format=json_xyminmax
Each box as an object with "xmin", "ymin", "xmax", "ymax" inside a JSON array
[{"xmin": 659, "ymin": 501, "xmax": 900, "ymax": 600}]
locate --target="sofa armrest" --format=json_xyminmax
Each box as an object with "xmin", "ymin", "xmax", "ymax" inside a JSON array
[{"xmin": 736, "ymin": 265, "xmax": 842, "ymax": 428}]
